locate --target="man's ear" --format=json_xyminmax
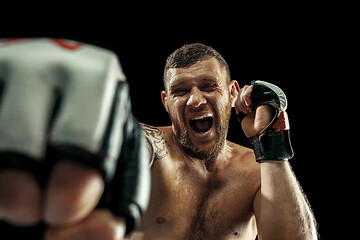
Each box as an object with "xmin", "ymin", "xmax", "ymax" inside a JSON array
[
  {"xmin": 229, "ymin": 80, "xmax": 240, "ymax": 107},
  {"xmin": 161, "ymin": 91, "xmax": 169, "ymax": 112}
]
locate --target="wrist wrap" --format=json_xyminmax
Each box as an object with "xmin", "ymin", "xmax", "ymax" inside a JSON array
[{"xmin": 243, "ymin": 80, "xmax": 294, "ymax": 163}]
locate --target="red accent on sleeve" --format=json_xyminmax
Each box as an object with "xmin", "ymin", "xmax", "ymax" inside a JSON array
[
  {"xmin": 272, "ymin": 111, "xmax": 290, "ymax": 131},
  {"xmin": 49, "ymin": 38, "xmax": 83, "ymax": 51},
  {"xmin": 0, "ymin": 38, "xmax": 30, "ymax": 45}
]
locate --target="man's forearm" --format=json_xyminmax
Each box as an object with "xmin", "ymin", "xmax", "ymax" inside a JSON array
[{"xmin": 256, "ymin": 161, "xmax": 318, "ymax": 240}]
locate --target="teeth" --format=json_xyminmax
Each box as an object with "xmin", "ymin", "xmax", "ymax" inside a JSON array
[
  {"xmin": 192, "ymin": 116, "xmax": 207, "ymax": 121},
  {"xmin": 191, "ymin": 115, "xmax": 213, "ymax": 121}
]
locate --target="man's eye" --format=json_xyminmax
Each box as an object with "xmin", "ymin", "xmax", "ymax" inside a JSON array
[
  {"xmin": 201, "ymin": 84, "xmax": 216, "ymax": 91},
  {"xmin": 172, "ymin": 89, "xmax": 188, "ymax": 96}
]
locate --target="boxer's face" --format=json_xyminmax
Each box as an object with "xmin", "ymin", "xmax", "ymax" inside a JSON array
[{"xmin": 162, "ymin": 58, "xmax": 238, "ymax": 160}]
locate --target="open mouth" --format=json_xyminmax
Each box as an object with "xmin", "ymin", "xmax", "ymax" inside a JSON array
[{"xmin": 189, "ymin": 117, "xmax": 213, "ymax": 134}]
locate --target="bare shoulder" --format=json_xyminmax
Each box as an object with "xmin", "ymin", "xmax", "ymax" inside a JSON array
[
  {"xmin": 226, "ymin": 140, "xmax": 260, "ymax": 172},
  {"xmin": 140, "ymin": 123, "xmax": 170, "ymax": 161},
  {"xmin": 225, "ymin": 141, "xmax": 261, "ymax": 196},
  {"xmin": 226, "ymin": 140, "xmax": 255, "ymax": 160}
]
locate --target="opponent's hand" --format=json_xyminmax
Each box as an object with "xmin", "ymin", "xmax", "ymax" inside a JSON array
[
  {"xmin": 235, "ymin": 85, "xmax": 274, "ymax": 138},
  {"xmin": 44, "ymin": 209, "xmax": 126, "ymax": 240},
  {"xmin": 0, "ymin": 38, "xmax": 150, "ymax": 239}
]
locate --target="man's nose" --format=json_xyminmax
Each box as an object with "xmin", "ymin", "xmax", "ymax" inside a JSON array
[{"xmin": 186, "ymin": 88, "xmax": 206, "ymax": 108}]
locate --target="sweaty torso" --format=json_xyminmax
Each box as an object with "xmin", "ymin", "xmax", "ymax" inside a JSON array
[{"xmin": 126, "ymin": 125, "xmax": 261, "ymax": 240}]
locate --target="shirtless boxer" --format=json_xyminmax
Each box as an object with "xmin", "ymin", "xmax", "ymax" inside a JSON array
[
  {"xmin": 127, "ymin": 43, "xmax": 318, "ymax": 239},
  {"xmin": 0, "ymin": 40, "xmax": 317, "ymax": 240}
]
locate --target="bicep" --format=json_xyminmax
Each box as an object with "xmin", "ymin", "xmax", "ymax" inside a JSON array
[{"xmin": 253, "ymin": 186, "xmax": 263, "ymax": 240}]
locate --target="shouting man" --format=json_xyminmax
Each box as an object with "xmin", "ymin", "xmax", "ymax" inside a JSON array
[
  {"xmin": 133, "ymin": 43, "xmax": 318, "ymax": 240},
  {"xmin": 0, "ymin": 40, "xmax": 317, "ymax": 240}
]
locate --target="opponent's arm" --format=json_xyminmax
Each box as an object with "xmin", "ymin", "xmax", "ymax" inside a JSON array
[
  {"xmin": 0, "ymin": 39, "xmax": 151, "ymax": 239},
  {"xmin": 236, "ymin": 81, "xmax": 318, "ymax": 240}
]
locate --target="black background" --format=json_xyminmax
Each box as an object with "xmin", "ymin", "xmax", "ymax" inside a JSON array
[{"xmin": 0, "ymin": 15, "xmax": 347, "ymax": 239}]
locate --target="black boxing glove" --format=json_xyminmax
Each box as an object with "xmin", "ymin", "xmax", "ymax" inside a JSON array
[
  {"xmin": 0, "ymin": 38, "xmax": 150, "ymax": 234},
  {"xmin": 238, "ymin": 80, "xmax": 294, "ymax": 163},
  {"xmin": 98, "ymin": 82, "xmax": 151, "ymax": 235}
]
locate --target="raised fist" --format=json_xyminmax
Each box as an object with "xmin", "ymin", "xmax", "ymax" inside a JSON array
[{"xmin": 0, "ymin": 38, "xmax": 150, "ymax": 239}]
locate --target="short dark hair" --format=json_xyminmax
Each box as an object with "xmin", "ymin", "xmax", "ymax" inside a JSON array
[{"xmin": 163, "ymin": 43, "xmax": 231, "ymax": 91}]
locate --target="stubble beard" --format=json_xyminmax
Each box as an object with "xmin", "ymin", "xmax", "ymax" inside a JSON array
[{"xmin": 171, "ymin": 103, "xmax": 232, "ymax": 162}]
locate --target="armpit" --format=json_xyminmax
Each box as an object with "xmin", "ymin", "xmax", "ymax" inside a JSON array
[{"xmin": 140, "ymin": 123, "xmax": 168, "ymax": 161}]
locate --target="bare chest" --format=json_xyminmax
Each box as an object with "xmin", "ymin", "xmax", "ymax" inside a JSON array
[{"xmin": 135, "ymin": 159, "xmax": 259, "ymax": 240}]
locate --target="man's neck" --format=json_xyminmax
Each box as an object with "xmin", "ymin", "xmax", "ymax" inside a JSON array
[{"xmin": 184, "ymin": 142, "xmax": 231, "ymax": 173}]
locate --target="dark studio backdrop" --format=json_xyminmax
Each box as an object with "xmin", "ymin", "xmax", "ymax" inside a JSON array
[{"xmin": 0, "ymin": 24, "xmax": 339, "ymax": 239}]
